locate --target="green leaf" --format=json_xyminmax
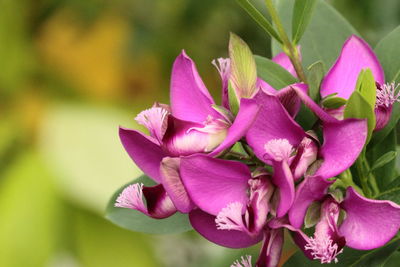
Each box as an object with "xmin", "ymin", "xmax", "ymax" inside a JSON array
[
  {"xmin": 376, "ymin": 177, "xmax": 400, "ymax": 205},
  {"xmin": 344, "ymin": 91, "xmax": 376, "ymax": 143},
  {"xmin": 307, "ymin": 61, "xmax": 325, "ymax": 101},
  {"xmin": 370, "ymin": 151, "xmax": 397, "ymax": 172},
  {"xmin": 254, "ymin": 55, "xmax": 297, "ymax": 89},
  {"xmin": 321, "ymin": 94, "xmax": 347, "ymax": 109},
  {"xmin": 292, "ymin": 0, "xmax": 318, "ymax": 44},
  {"xmin": 228, "ymin": 81, "xmax": 240, "ymax": 115},
  {"xmin": 355, "ymin": 69, "xmax": 376, "ymax": 107},
  {"xmin": 284, "ymin": 237, "xmax": 400, "ymax": 266},
  {"xmin": 236, "ymin": 0, "xmax": 282, "ymax": 43},
  {"xmin": 106, "ymin": 175, "xmax": 192, "ymax": 234},
  {"xmin": 375, "ymin": 25, "xmax": 400, "ymax": 83},
  {"xmin": 273, "ymin": 0, "xmax": 358, "ymax": 69},
  {"xmin": 304, "ymin": 201, "xmax": 321, "ymax": 228}
]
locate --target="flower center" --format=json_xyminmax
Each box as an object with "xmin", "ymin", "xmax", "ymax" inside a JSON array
[
  {"xmin": 230, "ymin": 255, "xmax": 252, "ymax": 267},
  {"xmin": 376, "ymin": 82, "xmax": 400, "ymax": 108},
  {"xmin": 135, "ymin": 106, "xmax": 170, "ymax": 144},
  {"xmin": 212, "ymin": 58, "xmax": 231, "ymax": 82},
  {"xmin": 115, "ymin": 183, "xmax": 146, "ymax": 213},
  {"xmin": 304, "ymin": 236, "xmax": 343, "ymax": 264}
]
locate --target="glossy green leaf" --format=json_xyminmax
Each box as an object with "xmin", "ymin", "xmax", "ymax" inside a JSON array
[
  {"xmin": 375, "ymin": 25, "xmax": 400, "ymax": 83},
  {"xmin": 255, "ymin": 55, "xmax": 297, "ymax": 89},
  {"xmin": 236, "ymin": 0, "xmax": 282, "ymax": 43},
  {"xmin": 292, "ymin": 0, "xmax": 318, "ymax": 44},
  {"xmin": 284, "ymin": 237, "xmax": 400, "ymax": 266},
  {"xmin": 377, "ymin": 176, "xmax": 400, "ymax": 205},
  {"xmin": 106, "ymin": 175, "xmax": 192, "ymax": 234},
  {"xmin": 344, "ymin": 91, "xmax": 376, "ymax": 143},
  {"xmin": 273, "ymin": 0, "xmax": 358, "ymax": 69},
  {"xmin": 370, "ymin": 151, "xmax": 397, "ymax": 172},
  {"xmin": 229, "ymin": 33, "xmax": 257, "ymax": 99},
  {"xmin": 307, "ymin": 61, "xmax": 325, "ymax": 101}
]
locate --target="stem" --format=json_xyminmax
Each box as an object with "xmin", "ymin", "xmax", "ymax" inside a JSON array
[
  {"xmin": 355, "ymin": 158, "xmax": 372, "ymax": 198},
  {"xmin": 264, "ymin": 0, "xmax": 308, "ymax": 83},
  {"xmin": 355, "ymin": 151, "xmax": 380, "ymax": 198}
]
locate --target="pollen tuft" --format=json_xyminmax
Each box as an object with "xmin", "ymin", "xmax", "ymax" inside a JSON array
[
  {"xmin": 376, "ymin": 82, "xmax": 400, "ymax": 108},
  {"xmin": 135, "ymin": 107, "xmax": 170, "ymax": 142},
  {"xmin": 264, "ymin": 139, "xmax": 294, "ymax": 161},
  {"xmin": 304, "ymin": 235, "xmax": 343, "ymax": 264},
  {"xmin": 212, "ymin": 58, "xmax": 231, "ymax": 81},
  {"xmin": 115, "ymin": 183, "xmax": 146, "ymax": 212},
  {"xmin": 230, "ymin": 255, "xmax": 252, "ymax": 267},
  {"xmin": 215, "ymin": 202, "xmax": 245, "ymax": 232}
]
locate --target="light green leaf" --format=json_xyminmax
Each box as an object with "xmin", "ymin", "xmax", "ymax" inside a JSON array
[
  {"xmin": 292, "ymin": 0, "xmax": 318, "ymax": 44},
  {"xmin": 254, "ymin": 55, "xmax": 297, "ymax": 89},
  {"xmin": 38, "ymin": 104, "xmax": 142, "ymax": 214},
  {"xmin": 273, "ymin": 0, "xmax": 358, "ymax": 69},
  {"xmin": 355, "ymin": 69, "xmax": 376, "ymax": 108},
  {"xmin": 229, "ymin": 33, "xmax": 257, "ymax": 99},
  {"xmin": 236, "ymin": 0, "xmax": 282, "ymax": 43},
  {"xmin": 375, "ymin": 25, "xmax": 400, "ymax": 83},
  {"xmin": 307, "ymin": 61, "xmax": 325, "ymax": 101},
  {"xmin": 344, "ymin": 91, "xmax": 376, "ymax": 144},
  {"xmin": 284, "ymin": 237, "xmax": 400, "ymax": 266},
  {"xmin": 106, "ymin": 175, "xmax": 192, "ymax": 234},
  {"xmin": 321, "ymin": 94, "xmax": 347, "ymax": 109}
]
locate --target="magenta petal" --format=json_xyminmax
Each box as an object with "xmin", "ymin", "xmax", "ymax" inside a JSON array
[
  {"xmin": 210, "ymin": 98, "xmax": 260, "ymax": 157},
  {"xmin": 374, "ymin": 105, "xmax": 392, "ymax": 131},
  {"xmin": 273, "ymin": 51, "xmax": 298, "ymax": 78},
  {"xmin": 313, "ymin": 119, "xmax": 367, "ymax": 179},
  {"xmin": 321, "ymin": 35, "xmax": 385, "ymax": 99},
  {"xmin": 288, "ymin": 176, "xmax": 333, "ymax": 228},
  {"xmin": 160, "ymin": 157, "xmax": 195, "ymax": 213},
  {"xmin": 256, "ymin": 228, "xmax": 284, "ymax": 267},
  {"xmin": 119, "ymin": 127, "xmax": 165, "ymax": 183},
  {"xmin": 275, "ymin": 84, "xmax": 307, "ymax": 117},
  {"xmin": 340, "ymin": 187, "xmax": 400, "ymax": 250},
  {"xmin": 189, "ymin": 209, "xmax": 263, "ymax": 248},
  {"xmin": 246, "ymin": 92, "xmax": 306, "ymax": 162},
  {"xmin": 272, "ymin": 160, "xmax": 295, "ymax": 218},
  {"xmin": 170, "ymin": 51, "xmax": 218, "ymax": 123},
  {"xmin": 180, "ymin": 155, "xmax": 250, "ymax": 216}
]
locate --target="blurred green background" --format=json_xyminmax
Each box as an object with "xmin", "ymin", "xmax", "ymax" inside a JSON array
[{"xmin": 0, "ymin": 0, "xmax": 399, "ymax": 266}]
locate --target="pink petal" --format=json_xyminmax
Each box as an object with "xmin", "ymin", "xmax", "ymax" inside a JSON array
[
  {"xmin": 170, "ymin": 51, "xmax": 218, "ymax": 123},
  {"xmin": 321, "ymin": 35, "xmax": 385, "ymax": 99},
  {"xmin": 189, "ymin": 209, "xmax": 263, "ymax": 248},
  {"xmin": 119, "ymin": 127, "xmax": 165, "ymax": 183},
  {"xmin": 288, "ymin": 176, "xmax": 333, "ymax": 229},
  {"xmin": 246, "ymin": 92, "xmax": 306, "ymax": 162},
  {"xmin": 272, "ymin": 160, "xmax": 295, "ymax": 218},
  {"xmin": 339, "ymin": 187, "xmax": 400, "ymax": 250},
  {"xmin": 180, "ymin": 155, "xmax": 250, "ymax": 216},
  {"xmin": 256, "ymin": 228, "xmax": 284, "ymax": 267},
  {"xmin": 272, "ymin": 50, "xmax": 298, "ymax": 78},
  {"xmin": 313, "ymin": 119, "xmax": 367, "ymax": 179}
]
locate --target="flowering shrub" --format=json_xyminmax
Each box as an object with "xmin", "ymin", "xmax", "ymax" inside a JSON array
[{"xmin": 107, "ymin": 0, "xmax": 400, "ymax": 266}]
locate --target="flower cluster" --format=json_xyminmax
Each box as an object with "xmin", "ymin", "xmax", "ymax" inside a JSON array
[{"xmin": 114, "ymin": 34, "xmax": 400, "ymax": 266}]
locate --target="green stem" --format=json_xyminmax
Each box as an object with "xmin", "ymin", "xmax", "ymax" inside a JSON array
[
  {"xmin": 355, "ymin": 152, "xmax": 380, "ymax": 198},
  {"xmin": 264, "ymin": 0, "xmax": 308, "ymax": 83},
  {"xmin": 355, "ymin": 158, "xmax": 372, "ymax": 198}
]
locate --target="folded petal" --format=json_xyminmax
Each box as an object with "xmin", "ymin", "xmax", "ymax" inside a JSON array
[
  {"xmin": 189, "ymin": 209, "xmax": 263, "ymax": 248},
  {"xmin": 160, "ymin": 157, "xmax": 195, "ymax": 213},
  {"xmin": 275, "ymin": 84, "xmax": 307, "ymax": 117},
  {"xmin": 170, "ymin": 51, "xmax": 218, "ymax": 123},
  {"xmin": 272, "ymin": 160, "xmax": 295, "ymax": 218},
  {"xmin": 313, "ymin": 119, "xmax": 367, "ymax": 179},
  {"xmin": 119, "ymin": 127, "xmax": 166, "ymax": 183},
  {"xmin": 246, "ymin": 92, "xmax": 306, "ymax": 162},
  {"xmin": 321, "ymin": 35, "xmax": 385, "ymax": 99},
  {"xmin": 256, "ymin": 228, "xmax": 284, "ymax": 267},
  {"xmin": 339, "ymin": 187, "xmax": 400, "ymax": 250},
  {"xmin": 180, "ymin": 155, "xmax": 250, "ymax": 215},
  {"xmin": 288, "ymin": 176, "xmax": 333, "ymax": 228},
  {"xmin": 210, "ymin": 98, "xmax": 260, "ymax": 157}
]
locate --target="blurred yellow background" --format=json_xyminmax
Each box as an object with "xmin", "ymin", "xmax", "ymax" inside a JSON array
[{"xmin": 0, "ymin": 0, "xmax": 399, "ymax": 266}]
